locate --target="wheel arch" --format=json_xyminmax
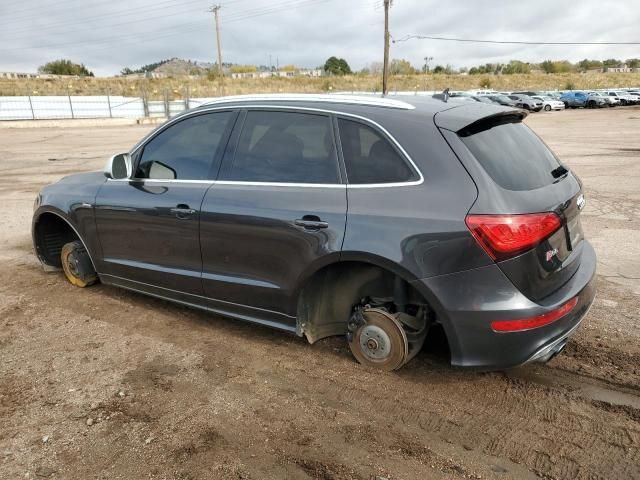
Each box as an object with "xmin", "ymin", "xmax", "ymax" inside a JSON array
[
  {"xmin": 32, "ymin": 207, "xmax": 97, "ymax": 271},
  {"xmin": 294, "ymin": 253, "xmax": 452, "ymax": 353}
]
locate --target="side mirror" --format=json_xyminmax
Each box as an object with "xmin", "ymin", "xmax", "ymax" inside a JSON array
[{"xmin": 104, "ymin": 153, "xmax": 132, "ymax": 179}]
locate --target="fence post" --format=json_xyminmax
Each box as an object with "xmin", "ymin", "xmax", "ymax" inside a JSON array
[
  {"xmin": 164, "ymin": 89, "xmax": 170, "ymax": 118},
  {"xmin": 27, "ymin": 95, "xmax": 35, "ymax": 119},
  {"xmin": 106, "ymin": 87, "xmax": 113, "ymax": 118},
  {"xmin": 184, "ymin": 85, "xmax": 190, "ymax": 111},
  {"xmin": 67, "ymin": 87, "xmax": 75, "ymax": 119},
  {"xmin": 141, "ymin": 88, "xmax": 150, "ymax": 118}
]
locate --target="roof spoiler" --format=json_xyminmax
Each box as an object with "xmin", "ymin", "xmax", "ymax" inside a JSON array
[{"xmin": 434, "ymin": 105, "xmax": 527, "ymax": 134}]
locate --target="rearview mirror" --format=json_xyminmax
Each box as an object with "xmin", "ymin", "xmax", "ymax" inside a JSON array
[{"xmin": 104, "ymin": 153, "xmax": 132, "ymax": 179}]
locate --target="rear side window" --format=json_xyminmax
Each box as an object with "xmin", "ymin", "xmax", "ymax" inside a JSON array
[
  {"xmin": 459, "ymin": 118, "xmax": 562, "ymax": 191},
  {"xmin": 224, "ymin": 111, "xmax": 339, "ymax": 183},
  {"xmin": 137, "ymin": 111, "xmax": 233, "ymax": 180},
  {"xmin": 338, "ymin": 119, "xmax": 417, "ymax": 184}
]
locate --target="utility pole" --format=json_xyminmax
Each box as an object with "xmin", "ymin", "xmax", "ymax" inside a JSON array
[
  {"xmin": 210, "ymin": 5, "xmax": 224, "ymax": 93},
  {"xmin": 382, "ymin": 0, "xmax": 391, "ymax": 95},
  {"xmin": 424, "ymin": 56, "xmax": 433, "ymax": 74}
]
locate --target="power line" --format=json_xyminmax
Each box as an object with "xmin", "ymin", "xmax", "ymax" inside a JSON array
[
  {"xmin": 0, "ymin": 0, "xmax": 334, "ymax": 52},
  {"xmin": 393, "ymin": 34, "xmax": 640, "ymax": 45}
]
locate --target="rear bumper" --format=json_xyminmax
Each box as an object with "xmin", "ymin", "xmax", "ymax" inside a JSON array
[{"xmin": 413, "ymin": 240, "xmax": 597, "ymax": 369}]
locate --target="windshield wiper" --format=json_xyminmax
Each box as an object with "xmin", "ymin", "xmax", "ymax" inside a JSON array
[{"xmin": 551, "ymin": 165, "xmax": 568, "ymax": 179}]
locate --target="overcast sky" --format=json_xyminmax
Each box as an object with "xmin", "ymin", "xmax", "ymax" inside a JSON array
[{"xmin": 1, "ymin": 0, "xmax": 639, "ymax": 76}]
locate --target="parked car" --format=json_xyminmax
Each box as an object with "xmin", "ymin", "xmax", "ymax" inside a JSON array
[
  {"xmin": 512, "ymin": 90, "xmax": 542, "ymax": 97},
  {"xmin": 471, "ymin": 96, "xmax": 495, "ymax": 104},
  {"xmin": 588, "ymin": 91, "xmax": 619, "ymax": 107},
  {"xmin": 532, "ymin": 95, "xmax": 565, "ymax": 111},
  {"xmin": 508, "ymin": 94, "xmax": 543, "ymax": 111},
  {"xmin": 560, "ymin": 91, "xmax": 606, "ymax": 109},
  {"xmin": 602, "ymin": 90, "xmax": 638, "ymax": 106},
  {"xmin": 31, "ymin": 94, "xmax": 596, "ymax": 371},
  {"xmin": 486, "ymin": 95, "xmax": 517, "ymax": 107}
]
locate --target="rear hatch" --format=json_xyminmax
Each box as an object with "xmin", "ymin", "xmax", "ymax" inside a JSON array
[{"xmin": 436, "ymin": 106, "xmax": 585, "ymax": 301}]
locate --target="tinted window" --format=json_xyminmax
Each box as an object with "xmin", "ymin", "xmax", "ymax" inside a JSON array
[
  {"xmin": 338, "ymin": 119, "xmax": 417, "ymax": 184},
  {"xmin": 137, "ymin": 112, "xmax": 233, "ymax": 180},
  {"xmin": 224, "ymin": 111, "xmax": 339, "ymax": 183},
  {"xmin": 460, "ymin": 118, "xmax": 562, "ymax": 191}
]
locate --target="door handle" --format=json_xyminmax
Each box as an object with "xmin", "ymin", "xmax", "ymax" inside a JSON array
[
  {"xmin": 295, "ymin": 216, "xmax": 328, "ymax": 230},
  {"xmin": 170, "ymin": 204, "xmax": 196, "ymax": 219}
]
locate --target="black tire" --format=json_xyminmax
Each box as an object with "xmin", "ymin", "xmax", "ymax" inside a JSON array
[
  {"xmin": 587, "ymin": 100, "xmax": 596, "ymax": 109},
  {"xmin": 544, "ymin": 105, "xmax": 551, "ymax": 111},
  {"xmin": 61, "ymin": 241, "xmax": 98, "ymax": 288},
  {"xmin": 563, "ymin": 101, "xmax": 569, "ymax": 108}
]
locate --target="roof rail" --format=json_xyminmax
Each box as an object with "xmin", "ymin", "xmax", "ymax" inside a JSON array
[{"xmin": 198, "ymin": 93, "xmax": 415, "ymax": 110}]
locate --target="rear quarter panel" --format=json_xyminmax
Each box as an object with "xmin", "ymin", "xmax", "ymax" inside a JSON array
[{"xmin": 341, "ymin": 111, "xmax": 490, "ymax": 280}]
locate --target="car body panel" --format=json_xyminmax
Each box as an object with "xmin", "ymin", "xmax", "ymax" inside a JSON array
[{"xmin": 32, "ymin": 95, "xmax": 597, "ymax": 370}]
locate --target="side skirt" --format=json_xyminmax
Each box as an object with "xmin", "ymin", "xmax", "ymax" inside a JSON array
[{"xmin": 99, "ymin": 273, "xmax": 298, "ymax": 334}]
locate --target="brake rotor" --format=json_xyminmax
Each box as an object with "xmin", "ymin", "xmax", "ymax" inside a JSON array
[{"xmin": 349, "ymin": 308, "xmax": 408, "ymax": 371}]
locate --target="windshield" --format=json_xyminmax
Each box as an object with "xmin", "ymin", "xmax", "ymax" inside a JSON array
[{"xmin": 459, "ymin": 118, "xmax": 563, "ymax": 191}]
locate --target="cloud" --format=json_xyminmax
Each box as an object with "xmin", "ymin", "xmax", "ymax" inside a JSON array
[{"xmin": 0, "ymin": 0, "xmax": 638, "ymax": 76}]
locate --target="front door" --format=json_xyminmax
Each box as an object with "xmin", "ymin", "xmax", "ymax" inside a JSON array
[
  {"xmin": 200, "ymin": 110, "xmax": 347, "ymax": 324},
  {"xmin": 95, "ymin": 110, "xmax": 237, "ymax": 294}
]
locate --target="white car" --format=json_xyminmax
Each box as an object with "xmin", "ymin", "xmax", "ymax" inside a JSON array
[
  {"xmin": 603, "ymin": 90, "xmax": 637, "ymax": 106},
  {"xmin": 532, "ymin": 95, "xmax": 565, "ymax": 111},
  {"xmin": 589, "ymin": 92, "xmax": 619, "ymax": 106}
]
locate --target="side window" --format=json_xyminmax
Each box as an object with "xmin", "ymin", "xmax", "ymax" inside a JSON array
[
  {"xmin": 137, "ymin": 111, "xmax": 234, "ymax": 180},
  {"xmin": 223, "ymin": 111, "xmax": 339, "ymax": 183},
  {"xmin": 338, "ymin": 118, "xmax": 417, "ymax": 185}
]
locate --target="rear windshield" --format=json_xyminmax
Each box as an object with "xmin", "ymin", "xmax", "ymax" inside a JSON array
[{"xmin": 459, "ymin": 118, "xmax": 562, "ymax": 191}]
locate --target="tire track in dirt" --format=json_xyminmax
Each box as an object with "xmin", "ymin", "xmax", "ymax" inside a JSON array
[{"xmin": 2, "ymin": 260, "xmax": 639, "ymax": 479}]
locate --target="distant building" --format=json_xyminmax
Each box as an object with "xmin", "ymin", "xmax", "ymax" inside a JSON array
[
  {"xmin": 230, "ymin": 68, "xmax": 323, "ymax": 80},
  {"xmin": 605, "ymin": 64, "xmax": 637, "ymax": 73},
  {"xmin": 0, "ymin": 72, "xmax": 38, "ymax": 79}
]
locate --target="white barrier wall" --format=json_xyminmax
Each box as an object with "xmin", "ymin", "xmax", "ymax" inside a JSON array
[{"xmin": 0, "ymin": 96, "xmax": 216, "ymax": 120}]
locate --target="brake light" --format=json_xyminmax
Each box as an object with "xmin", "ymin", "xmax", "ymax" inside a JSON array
[
  {"xmin": 490, "ymin": 297, "xmax": 578, "ymax": 332},
  {"xmin": 465, "ymin": 213, "xmax": 561, "ymax": 261}
]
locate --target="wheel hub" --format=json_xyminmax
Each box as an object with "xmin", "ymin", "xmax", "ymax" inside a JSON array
[{"xmin": 359, "ymin": 325, "xmax": 391, "ymax": 360}]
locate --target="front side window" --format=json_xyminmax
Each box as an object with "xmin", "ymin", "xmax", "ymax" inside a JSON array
[
  {"xmin": 338, "ymin": 118, "xmax": 417, "ymax": 185},
  {"xmin": 137, "ymin": 111, "xmax": 234, "ymax": 180},
  {"xmin": 223, "ymin": 111, "xmax": 339, "ymax": 184}
]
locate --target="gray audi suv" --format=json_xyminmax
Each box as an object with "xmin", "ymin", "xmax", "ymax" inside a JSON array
[{"xmin": 32, "ymin": 94, "xmax": 596, "ymax": 371}]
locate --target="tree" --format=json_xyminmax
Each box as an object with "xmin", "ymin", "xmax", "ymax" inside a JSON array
[
  {"xmin": 38, "ymin": 59, "xmax": 93, "ymax": 76},
  {"xmin": 324, "ymin": 56, "xmax": 351, "ymax": 75},
  {"xmin": 280, "ymin": 64, "xmax": 296, "ymax": 72},
  {"xmin": 501, "ymin": 60, "xmax": 531, "ymax": 74},
  {"xmin": 230, "ymin": 64, "xmax": 257, "ymax": 73},
  {"xmin": 626, "ymin": 58, "xmax": 640, "ymax": 69},
  {"xmin": 389, "ymin": 58, "xmax": 417, "ymax": 75},
  {"xmin": 603, "ymin": 58, "xmax": 621, "ymax": 67},
  {"xmin": 577, "ymin": 58, "xmax": 603, "ymax": 72},
  {"xmin": 432, "ymin": 65, "xmax": 445, "ymax": 74},
  {"xmin": 540, "ymin": 60, "xmax": 572, "ymax": 74}
]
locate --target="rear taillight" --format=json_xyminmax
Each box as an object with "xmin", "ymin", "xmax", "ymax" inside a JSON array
[
  {"xmin": 490, "ymin": 297, "xmax": 578, "ymax": 332},
  {"xmin": 465, "ymin": 212, "xmax": 561, "ymax": 261}
]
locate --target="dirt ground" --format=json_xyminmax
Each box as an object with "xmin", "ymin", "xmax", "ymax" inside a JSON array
[{"xmin": 1, "ymin": 107, "xmax": 639, "ymax": 480}]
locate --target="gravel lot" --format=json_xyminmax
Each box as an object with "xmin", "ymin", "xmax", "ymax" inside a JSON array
[{"xmin": 1, "ymin": 108, "xmax": 639, "ymax": 480}]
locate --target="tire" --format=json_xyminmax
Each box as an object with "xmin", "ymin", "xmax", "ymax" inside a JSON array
[
  {"xmin": 61, "ymin": 241, "xmax": 98, "ymax": 288},
  {"xmin": 544, "ymin": 105, "xmax": 551, "ymax": 111},
  {"xmin": 563, "ymin": 102, "xmax": 569, "ymax": 109},
  {"xmin": 587, "ymin": 100, "xmax": 596, "ymax": 109}
]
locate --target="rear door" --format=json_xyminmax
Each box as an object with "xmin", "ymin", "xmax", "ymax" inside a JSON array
[
  {"xmin": 199, "ymin": 109, "xmax": 347, "ymax": 322},
  {"xmin": 439, "ymin": 112, "xmax": 584, "ymax": 301},
  {"xmin": 95, "ymin": 110, "xmax": 237, "ymax": 294}
]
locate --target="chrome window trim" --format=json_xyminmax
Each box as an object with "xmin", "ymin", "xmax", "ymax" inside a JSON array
[
  {"xmin": 127, "ymin": 104, "xmax": 424, "ymax": 189},
  {"xmin": 198, "ymin": 93, "xmax": 416, "ymax": 110}
]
